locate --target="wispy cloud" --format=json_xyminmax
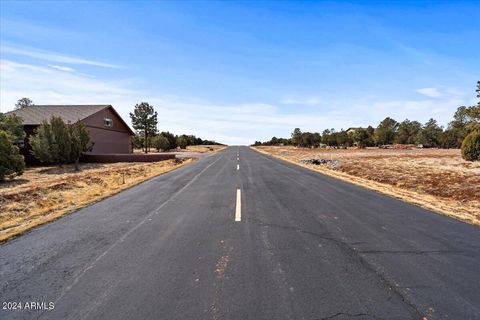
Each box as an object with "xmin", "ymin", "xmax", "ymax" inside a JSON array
[
  {"xmin": 279, "ymin": 97, "xmax": 322, "ymax": 106},
  {"xmin": 49, "ymin": 65, "xmax": 75, "ymax": 72},
  {"xmin": 416, "ymin": 87, "xmax": 442, "ymax": 98},
  {"xmin": 0, "ymin": 59, "xmax": 137, "ymax": 110},
  {"xmin": 1, "ymin": 45, "xmax": 123, "ymax": 68},
  {"xmin": 368, "ymin": 98, "xmax": 462, "ymax": 115}
]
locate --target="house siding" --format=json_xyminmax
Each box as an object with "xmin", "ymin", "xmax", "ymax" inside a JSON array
[
  {"xmin": 82, "ymin": 107, "xmax": 133, "ymax": 154},
  {"xmin": 86, "ymin": 127, "xmax": 132, "ymax": 154},
  {"xmin": 81, "ymin": 107, "xmax": 131, "ymax": 134}
]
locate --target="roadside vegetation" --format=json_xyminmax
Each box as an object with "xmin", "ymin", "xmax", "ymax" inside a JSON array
[
  {"xmin": 132, "ymin": 130, "xmax": 223, "ymax": 153},
  {"xmin": 0, "ymin": 98, "xmax": 33, "ymax": 181},
  {"xmin": 254, "ymin": 105, "xmax": 479, "ymax": 154},
  {"xmin": 461, "ymin": 130, "xmax": 480, "ymax": 161},
  {"xmin": 0, "ymin": 130, "xmax": 25, "ymax": 181},
  {"xmin": 30, "ymin": 116, "xmax": 93, "ymax": 170},
  {"xmin": 0, "ymin": 113, "xmax": 25, "ymax": 181},
  {"xmin": 254, "ymin": 81, "xmax": 480, "ymax": 162}
]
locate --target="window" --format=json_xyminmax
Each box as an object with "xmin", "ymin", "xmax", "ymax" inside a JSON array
[{"xmin": 104, "ymin": 118, "xmax": 113, "ymax": 127}]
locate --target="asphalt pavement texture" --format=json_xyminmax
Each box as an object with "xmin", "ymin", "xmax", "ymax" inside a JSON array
[{"xmin": 1, "ymin": 146, "xmax": 479, "ymax": 320}]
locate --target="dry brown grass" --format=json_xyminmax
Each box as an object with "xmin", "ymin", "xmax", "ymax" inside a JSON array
[
  {"xmin": 184, "ymin": 145, "xmax": 227, "ymax": 153},
  {"xmin": 254, "ymin": 146, "xmax": 480, "ymax": 225},
  {"xmin": 133, "ymin": 145, "xmax": 226, "ymax": 154},
  {"xmin": 0, "ymin": 159, "xmax": 193, "ymax": 242}
]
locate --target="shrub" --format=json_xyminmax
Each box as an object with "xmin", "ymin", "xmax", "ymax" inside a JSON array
[
  {"xmin": 151, "ymin": 135, "xmax": 170, "ymax": 152},
  {"xmin": 461, "ymin": 130, "xmax": 480, "ymax": 161},
  {"xmin": 132, "ymin": 134, "xmax": 144, "ymax": 150},
  {"xmin": 0, "ymin": 130, "xmax": 25, "ymax": 181},
  {"xmin": 30, "ymin": 116, "xmax": 92, "ymax": 170},
  {"xmin": 176, "ymin": 136, "xmax": 188, "ymax": 149},
  {"xmin": 159, "ymin": 131, "xmax": 177, "ymax": 149}
]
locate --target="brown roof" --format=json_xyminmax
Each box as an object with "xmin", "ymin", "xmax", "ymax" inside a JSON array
[
  {"xmin": 346, "ymin": 127, "xmax": 364, "ymax": 132},
  {"xmin": 6, "ymin": 105, "xmax": 110, "ymax": 125}
]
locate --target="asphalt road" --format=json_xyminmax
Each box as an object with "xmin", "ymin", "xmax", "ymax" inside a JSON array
[{"xmin": 1, "ymin": 146, "xmax": 479, "ymax": 320}]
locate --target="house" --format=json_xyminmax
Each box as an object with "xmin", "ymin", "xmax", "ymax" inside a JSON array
[
  {"xmin": 6, "ymin": 105, "xmax": 134, "ymax": 163},
  {"xmin": 345, "ymin": 127, "xmax": 364, "ymax": 134}
]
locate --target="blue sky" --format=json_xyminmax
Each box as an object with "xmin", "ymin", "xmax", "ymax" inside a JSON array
[{"xmin": 1, "ymin": 1, "xmax": 479, "ymax": 145}]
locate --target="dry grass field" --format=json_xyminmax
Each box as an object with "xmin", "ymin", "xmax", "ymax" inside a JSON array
[
  {"xmin": 254, "ymin": 146, "xmax": 480, "ymax": 225},
  {"xmin": 133, "ymin": 145, "xmax": 226, "ymax": 154},
  {"xmin": 0, "ymin": 159, "xmax": 193, "ymax": 242},
  {"xmin": 184, "ymin": 145, "xmax": 226, "ymax": 153}
]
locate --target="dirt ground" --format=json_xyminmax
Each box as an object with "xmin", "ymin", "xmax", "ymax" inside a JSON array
[
  {"xmin": 0, "ymin": 159, "xmax": 193, "ymax": 242},
  {"xmin": 254, "ymin": 146, "xmax": 480, "ymax": 225}
]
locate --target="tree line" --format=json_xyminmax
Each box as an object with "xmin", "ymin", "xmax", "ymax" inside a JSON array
[
  {"xmin": 253, "ymin": 81, "xmax": 480, "ymax": 160},
  {"xmin": 132, "ymin": 130, "xmax": 222, "ymax": 153},
  {"xmin": 129, "ymin": 102, "xmax": 222, "ymax": 153}
]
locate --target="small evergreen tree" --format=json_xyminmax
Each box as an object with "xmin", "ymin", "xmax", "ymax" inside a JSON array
[
  {"xmin": 461, "ymin": 130, "xmax": 480, "ymax": 161},
  {"xmin": 335, "ymin": 130, "xmax": 352, "ymax": 148},
  {"xmin": 374, "ymin": 117, "xmax": 398, "ymax": 145},
  {"xmin": 395, "ymin": 119, "xmax": 422, "ymax": 145},
  {"xmin": 176, "ymin": 135, "xmax": 188, "ymax": 149},
  {"xmin": 352, "ymin": 129, "xmax": 371, "ymax": 148},
  {"xmin": 69, "ymin": 121, "xmax": 93, "ymax": 170},
  {"xmin": 0, "ymin": 113, "xmax": 25, "ymax": 145},
  {"xmin": 159, "ymin": 131, "xmax": 177, "ymax": 149},
  {"xmin": 477, "ymin": 80, "xmax": 480, "ymax": 106},
  {"xmin": 132, "ymin": 134, "xmax": 144, "ymax": 151},
  {"xmin": 30, "ymin": 116, "xmax": 92, "ymax": 170},
  {"xmin": 416, "ymin": 118, "xmax": 443, "ymax": 147},
  {"xmin": 0, "ymin": 130, "xmax": 25, "ymax": 181},
  {"xmin": 291, "ymin": 128, "xmax": 302, "ymax": 147},
  {"xmin": 151, "ymin": 135, "xmax": 170, "ymax": 152},
  {"xmin": 30, "ymin": 116, "xmax": 67, "ymax": 164}
]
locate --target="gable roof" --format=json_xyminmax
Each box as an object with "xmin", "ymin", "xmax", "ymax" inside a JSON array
[
  {"xmin": 6, "ymin": 105, "xmax": 109, "ymax": 125},
  {"xmin": 5, "ymin": 105, "xmax": 134, "ymax": 135}
]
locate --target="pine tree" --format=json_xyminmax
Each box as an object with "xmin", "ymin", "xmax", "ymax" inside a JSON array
[{"xmin": 129, "ymin": 102, "xmax": 158, "ymax": 153}]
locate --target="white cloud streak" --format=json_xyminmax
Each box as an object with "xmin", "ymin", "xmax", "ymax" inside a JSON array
[
  {"xmin": 280, "ymin": 97, "xmax": 322, "ymax": 106},
  {"xmin": 1, "ymin": 45, "xmax": 123, "ymax": 68},
  {"xmin": 416, "ymin": 87, "xmax": 442, "ymax": 98},
  {"xmin": 49, "ymin": 65, "xmax": 75, "ymax": 72}
]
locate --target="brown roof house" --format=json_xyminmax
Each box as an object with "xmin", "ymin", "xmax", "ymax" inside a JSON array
[{"xmin": 6, "ymin": 105, "xmax": 134, "ymax": 163}]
